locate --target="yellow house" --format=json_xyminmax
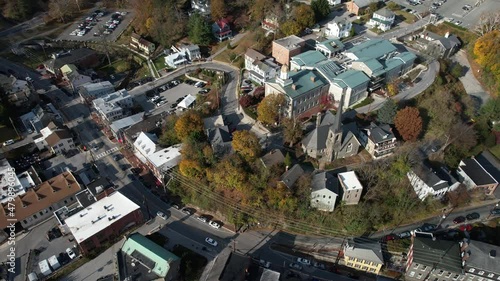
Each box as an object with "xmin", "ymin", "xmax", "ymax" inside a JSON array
[{"xmin": 343, "ymin": 239, "xmax": 384, "ymax": 274}]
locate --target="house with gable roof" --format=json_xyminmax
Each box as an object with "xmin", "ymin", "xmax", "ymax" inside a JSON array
[
  {"xmin": 407, "ymin": 161, "xmax": 460, "ymax": 200},
  {"xmin": 130, "ymin": 33, "xmax": 156, "ymax": 55},
  {"xmin": 347, "ymin": 0, "xmax": 376, "ymax": 15},
  {"xmin": 413, "ymin": 31, "xmax": 461, "ymax": 58},
  {"xmin": 203, "ymin": 115, "xmax": 232, "ymax": 156},
  {"xmin": 245, "ymin": 48, "xmax": 280, "ymax": 85},
  {"xmin": 359, "ymin": 122, "xmax": 398, "ymax": 159},
  {"xmin": 311, "ymin": 171, "xmax": 339, "ymax": 212},
  {"xmin": 344, "ymin": 238, "xmax": 384, "ymax": 274},
  {"xmin": 280, "ymin": 164, "xmax": 305, "ymax": 189},
  {"xmin": 325, "ymin": 18, "xmax": 353, "ymax": 39},
  {"xmin": 212, "ymin": 18, "xmax": 232, "ymax": 41},
  {"xmin": 457, "ymin": 153, "xmax": 498, "ymax": 195},
  {"xmin": 368, "ymin": 8, "xmax": 395, "ymax": 31},
  {"xmin": 262, "ymin": 13, "xmax": 280, "ymax": 33},
  {"xmin": 315, "ymin": 37, "xmax": 345, "ymax": 58}
]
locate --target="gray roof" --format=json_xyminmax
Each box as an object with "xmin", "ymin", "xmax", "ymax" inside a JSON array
[
  {"xmin": 364, "ymin": 122, "xmax": 395, "ymax": 143},
  {"xmin": 465, "ymin": 240, "xmax": 500, "ymax": 274},
  {"xmin": 353, "ymin": 0, "xmax": 373, "ymax": 8},
  {"xmin": 459, "ymin": 158, "xmax": 497, "ymax": 185},
  {"xmin": 281, "ymin": 164, "xmax": 305, "ymax": 188},
  {"xmin": 109, "ymin": 112, "xmax": 145, "ymax": 133},
  {"xmin": 413, "ymin": 161, "xmax": 458, "ymax": 191},
  {"xmin": 302, "ymin": 125, "xmax": 331, "ymax": 151},
  {"xmin": 245, "ymin": 48, "xmax": 267, "ymax": 62},
  {"xmin": 315, "ymin": 60, "xmax": 343, "ymax": 81},
  {"xmin": 374, "ymin": 8, "xmax": 395, "ymax": 18},
  {"xmin": 346, "ymin": 39, "xmax": 397, "ymax": 60},
  {"xmin": 475, "ymin": 151, "xmax": 500, "ymax": 182},
  {"xmin": 207, "ymin": 126, "xmax": 232, "ymax": 145},
  {"xmin": 273, "ymin": 35, "xmax": 305, "ymax": 50},
  {"xmin": 311, "ymin": 171, "xmax": 339, "ymax": 194},
  {"xmin": 412, "ymin": 237, "xmax": 463, "ymax": 273},
  {"xmin": 345, "ymin": 238, "xmax": 384, "ymax": 264},
  {"xmin": 260, "ymin": 149, "xmax": 285, "ymax": 168},
  {"xmin": 45, "ymin": 48, "xmax": 96, "ymax": 71}
]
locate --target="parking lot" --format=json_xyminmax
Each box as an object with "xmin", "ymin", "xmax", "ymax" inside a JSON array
[
  {"xmin": 57, "ymin": 9, "xmax": 134, "ymax": 42},
  {"xmin": 133, "ymin": 81, "xmax": 203, "ymax": 115}
]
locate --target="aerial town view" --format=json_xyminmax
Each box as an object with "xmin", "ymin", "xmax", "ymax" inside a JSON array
[{"xmin": 0, "ymin": 0, "xmax": 499, "ymax": 280}]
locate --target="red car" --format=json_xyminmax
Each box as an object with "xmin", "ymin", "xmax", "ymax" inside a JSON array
[
  {"xmin": 459, "ymin": 224, "xmax": 472, "ymax": 232},
  {"xmin": 383, "ymin": 234, "xmax": 397, "ymax": 242}
]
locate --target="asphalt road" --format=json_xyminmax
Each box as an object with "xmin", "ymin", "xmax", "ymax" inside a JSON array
[{"xmin": 0, "ymin": 14, "xmax": 47, "ymax": 38}]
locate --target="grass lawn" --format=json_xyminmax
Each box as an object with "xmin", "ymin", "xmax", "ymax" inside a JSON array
[
  {"xmin": 134, "ymin": 63, "xmax": 152, "ymax": 79},
  {"xmin": 153, "ymin": 56, "xmax": 168, "ymax": 71},
  {"xmin": 490, "ymin": 144, "xmax": 500, "ymax": 159},
  {"xmin": 243, "ymin": 105, "xmax": 258, "ymax": 120},
  {"xmin": 394, "ymin": 11, "xmax": 417, "ymax": 23},
  {"xmin": 214, "ymin": 31, "xmax": 258, "ymax": 66},
  {"xmin": 98, "ymin": 59, "xmax": 132, "ymax": 75},
  {"xmin": 0, "ymin": 126, "xmax": 18, "ymax": 143},
  {"xmin": 351, "ymin": 97, "xmax": 374, "ymax": 109},
  {"xmin": 172, "ymin": 245, "xmax": 208, "ymax": 281}
]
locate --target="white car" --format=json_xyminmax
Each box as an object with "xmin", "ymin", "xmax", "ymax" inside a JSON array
[
  {"xmin": 157, "ymin": 211, "xmax": 167, "ymax": 220},
  {"xmin": 296, "ymin": 257, "xmax": 311, "ymax": 266},
  {"xmin": 209, "ymin": 221, "xmax": 221, "ymax": 229},
  {"xmin": 66, "ymin": 248, "xmax": 77, "ymax": 259},
  {"xmin": 205, "ymin": 237, "xmax": 218, "ymax": 247}
]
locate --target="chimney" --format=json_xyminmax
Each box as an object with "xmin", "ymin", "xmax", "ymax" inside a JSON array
[
  {"xmin": 490, "ymin": 250, "xmax": 497, "ymax": 258},
  {"xmin": 316, "ymin": 112, "xmax": 322, "ymax": 128},
  {"xmin": 310, "ymin": 76, "xmax": 316, "ymax": 82},
  {"xmin": 291, "ymin": 84, "xmax": 297, "ymax": 90},
  {"xmin": 285, "ymin": 166, "xmax": 289, "ymax": 172},
  {"xmin": 445, "ymin": 31, "xmax": 450, "ymax": 38}
]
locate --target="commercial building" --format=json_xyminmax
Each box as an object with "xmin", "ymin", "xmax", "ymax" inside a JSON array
[
  {"xmin": 78, "ymin": 81, "xmax": 115, "ymax": 102},
  {"xmin": 344, "ymin": 238, "xmax": 384, "ymax": 274},
  {"xmin": 64, "ymin": 191, "xmax": 143, "ymax": 255},
  {"xmin": 272, "ymin": 35, "xmax": 306, "ymax": 66},
  {"xmin": 0, "ymin": 158, "xmax": 24, "ymax": 204},
  {"xmin": 315, "ymin": 38, "xmax": 345, "ymax": 58},
  {"xmin": 93, "ymin": 89, "xmax": 134, "ymax": 122},
  {"xmin": 110, "ymin": 112, "xmax": 146, "ymax": 142}
]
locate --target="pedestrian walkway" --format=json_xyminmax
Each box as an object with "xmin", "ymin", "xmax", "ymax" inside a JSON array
[{"xmin": 93, "ymin": 146, "xmax": 119, "ymax": 160}]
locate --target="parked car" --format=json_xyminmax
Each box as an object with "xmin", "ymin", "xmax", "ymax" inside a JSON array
[
  {"xmin": 398, "ymin": 231, "xmax": 411, "ymax": 239},
  {"xmin": 66, "ymin": 248, "xmax": 77, "ymax": 260},
  {"xmin": 296, "ymin": 257, "xmax": 311, "ymax": 266},
  {"xmin": 383, "ymin": 234, "xmax": 397, "ymax": 241},
  {"xmin": 259, "ymin": 259, "xmax": 271, "ymax": 268},
  {"xmin": 453, "ymin": 216, "xmax": 466, "ymax": 224},
  {"xmin": 196, "ymin": 215, "xmax": 208, "ymax": 223},
  {"xmin": 466, "ymin": 212, "xmax": 480, "ymax": 221},
  {"xmin": 459, "ymin": 224, "xmax": 472, "ymax": 232},
  {"xmin": 490, "ymin": 209, "xmax": 500, "ymax": 215},
  {"xmin": 205, "ymin": 237, "xmax": 218, "ymax": 247},
  {"xmin": 289, "ymin": 262, "xmax": 303, "ymax": 271},
  {"xmin": 157, "ymin": 211, "xmax": 167, "ymax": 220},
  {"xmin": 313, "ymin": 261, "xmax": 326, "ymax": 270},
  {"xmin": 209, "ymin": 221, "xmax": 221, "ymax": 229},
  {"xmin": 181, "ymin": 208, "xmax": 193, "ymax": 215},
  {"xmin": 421, "ymin": 224, "xmax": 437, "ymax": 232}
]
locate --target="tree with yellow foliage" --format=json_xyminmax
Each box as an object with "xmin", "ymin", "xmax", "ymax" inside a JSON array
[
  {"xmin": 174, "ymin": 110, "xmax": 204, "ymax": 141},
  {"xmin": 232, "ymin": 130, "xmax": 262, "ymax": 161},
  {"xmin": 257, "ymin": 94, "xmax": 286, "ymax": 125},
  {"xmin": 473, "ymin": 30, "xmax": 500, "ymax": 96}
]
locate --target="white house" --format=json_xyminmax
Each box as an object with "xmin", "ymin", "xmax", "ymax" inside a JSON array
[
  {"xmin": 368, "ymin": 8, "xmax": 395, "ymax": 31},
  {"xmin": 245, "ymin": 48, "xmax": 280, "ymax": 85},
  {"xmin": 45, "ymin": 129, "xmax": 75, "ymax": 155},
  {"xmin": 325, "ymin": 18, "xmax": 352, "ymax": 39},
  {"xmin": 181, "ymin": 44, "xmax": 201, "ymax": 61},
  {"xmin": 338, "ymin": 171, "xmax": 363, "ymax": 205},
  {"xmin": 311, "ymin": 171, "xmax": 339, "ymax": 212},
  {"xmin": 93, "ymin": 89, "xmax": 134, "ymax": 122},
  {"xmin": 133, "ymin": 132, "xmax": 158, "ymax": 161},
  {"xmin": 407, "ymin": 162, "xmax": 460, "ymax": 201},
  {"xmin": 164, "ymin": 52, "xmax": 188, "ymax": 68}
]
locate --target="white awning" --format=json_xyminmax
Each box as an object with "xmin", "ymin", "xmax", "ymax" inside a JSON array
[{"xmin": 177, "ymin": 94, "xmax": 196, "ymax": 109}]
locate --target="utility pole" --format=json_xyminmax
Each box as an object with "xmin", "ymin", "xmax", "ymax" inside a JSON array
[{"xmin": 9, "ymin": 117, "xmax": 20, "ymax": 139}]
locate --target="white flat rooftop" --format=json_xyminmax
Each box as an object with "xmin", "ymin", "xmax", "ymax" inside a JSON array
[
  {"xmin": 338, "ymin": 171, "xmax": 363, "ymax": 190},
  {"xmin": 147, "ymin": 144, "xmax": 182, "ymax": 170},
  {"xmin": 65, "ymin": 191, "xmax": 140, "ymax": 243}
]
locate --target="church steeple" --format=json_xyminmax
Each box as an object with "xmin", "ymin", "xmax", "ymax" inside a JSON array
[{"xmin": 277, "ymin": 64, "xmax": 293, "ymax": 87}]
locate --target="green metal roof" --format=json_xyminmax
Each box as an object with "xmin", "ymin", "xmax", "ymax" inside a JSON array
[
  {"xmin": 282, "ymin": 69, "xmax": 329, "ymax": 99},
  {"xmin": 370, "ymin": 17, "xmax": 393, "ymax": 26},
  {"xmin": 360, "ymin": 58, "xmax": 384, "ymax": 72},
  {"xmin": 291, "ymin": 50, "xmax": 327, "ymax": 68},
  {"xmin": 395, "ymin": 52, "xmax": 417, "ymax": 63},
  {"xmin": 332, "ymin": 70, "xmax": 370, "ymax": 89},
  {"xmin": 317, "ymin": 38, "xmax": 345, "ymax": 53},
  {"xmin": 122, "ymin": 233, "xmax": 179, "ymax": 278},
  {"xmin": 347, "ymin": 39, "xmax": 397, "ymax": 60},
  {"xmin": 315, "ymin": 60, "xmax": 343, "ymax": 81},
  {"xmin": 384, "ymin": 58, "xmax": 403, "ymax": 71}
]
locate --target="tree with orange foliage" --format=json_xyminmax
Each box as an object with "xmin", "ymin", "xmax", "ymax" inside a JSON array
[
  {"xmin": 394, "ymin": 107, "xmax": 423, "ymax": 142},
  {"xmin": 174, "ymin": 110, "xmax": 204, "ymax": 141}
]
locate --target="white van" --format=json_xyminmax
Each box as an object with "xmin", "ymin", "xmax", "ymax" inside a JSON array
[
  {"xmin": 38, "ymin": 260, "xmax": 52, "ymax": 276},
  {"xmin": 2, "ymin": 139, "xmax": 14, "ymax": 146},
  {"xmin": 27, "ymin": 272, "xmax": 39, "ymax": 281}
]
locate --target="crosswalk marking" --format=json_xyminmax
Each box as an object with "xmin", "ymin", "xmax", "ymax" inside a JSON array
[{"xmin": 94, "ymin": 146, "xmax": 120, "ymax": 160}]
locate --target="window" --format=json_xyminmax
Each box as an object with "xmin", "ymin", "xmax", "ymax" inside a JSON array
[
  {"xmin": 362, "ymin": 266, "xmax": 367, "ymax": 270},
  {"xmin": 23, "ymin": 220, "xmax": 27, "ymax": 224},
  {"xmin": 417, "ymin": 273, "xmax": 423, "ymax": 279},
  {"xmin": 49, "ymin": 207, "xmax": 53, "ymax": 211},
  {"xmin": 39, "ymin": 212, "xmax": 43, "ymax": 216},
  {"xmin": 64, "ymin": 200, "xmax": 67, "ymax": 204},
  {"xmin": 329, "ymin": 196, "xmax": 331, "ymax": 199},
  {"xmin": 33, "ymin": 214, "xmax": 38, "ymax": 219},
  {"xmin": 422, "ymin": 265, "xmax": 427, "ymax": 271},
  {"xmin": 70, "ymin": 197, "xmax": 74, "ymax": 201},
  {"xmin": 347, "ymin": 143, "xmax": 353, "ymax": 152}
]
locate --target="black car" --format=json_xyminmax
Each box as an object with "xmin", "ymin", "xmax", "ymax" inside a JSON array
[
  {"xmin": 490, "ymin": 209, "xmax": 500, "ymax": 215},
  {"xmin": 465, "ymin": 212, "xmax": 480, "ymax": 221},
  {"xmin": 182, "ymin": 208, "xmax": 193, "ymax": 215},
  {"xmin": 348, "ymin": 13, "xmax": 355, "ymax": 17},
  {"xmin": 453, "ymin": 216, "xmax": 466, "ymax": 224}
]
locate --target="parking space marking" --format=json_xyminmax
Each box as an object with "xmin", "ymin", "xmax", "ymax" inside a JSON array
[{"xmin": 94, "ymin": 146, "xmax": 119, "ymax": 160}]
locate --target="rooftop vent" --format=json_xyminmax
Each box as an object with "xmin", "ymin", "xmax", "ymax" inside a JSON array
[{"xmin": 490, "ymin": 250, "xmax": 496, "ymax": 258}]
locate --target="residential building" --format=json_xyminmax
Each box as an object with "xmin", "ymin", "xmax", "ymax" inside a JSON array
[
  {"xmin": 78, "ymin": 81, "xmax": 115, "ymax": 102},
  {"xmin": 203, "ymin": 115, "xmax": 225, "ymax": 131},
  {"xmin": 301, "ymin": 107, "xmax": 361, "ymax": 162},
  {"xmin": 463, "ymin": 240, "xmax": 500, "ymax": 281},
  {"xmin": 20, "ymin": 104, "xmax": 62, "ymax": 133},
  {"xmin": 130, "ymin": 33, "xmax": 156, "ymax": 55},
  {"xmin": 325, "ymin": 18, "xmax": 352, "ymax": 39},
  {"xmin": 45, "ymin": 129, "xmax": 75, "ymax": 155},
  {"xmin": 212, "ymin": 18, "xmax": 232, "ymax": 41},
  {"xmin": 457, "ymin": 156, "xmax": 498, "ymax": 195},
  {"xmin": 245, "ymin": 48, "xmax": 280, "ymax": 85},
  {"xmin": 134, "ymin": 132, "xmax": 158, "ymax": 161},
  {"xmin": 219, "ymin": 252, "xmax": 252, "ymax": 281},
  {"xmin": 407, "ymin": 161, "xmax": 460, "ymax": 200},
  {"xmin": 93, "ymin": 89, "xmax": 134, "ymax": 122},
  {"xmin": 0, "ymin": 74, "xmax": 38, "ymax": 107},
  {"xmin": 311, "ymin": 171, "xmax": 339, "ymax": 212},
  {"xmin": 328, "ymin": 0, "xmax": 341, "ymax": 5},
  {"xmin": 33, "ymin": 121, "xmax": 63, "ymax": 150},
  {"xmin": 260, "ymin": 149, "xmax": 285, "ymax": 169},
  {"xmin": 338, "ymin": 171, "xmax": 363, "ymax": 205},
  {"xmin": 44, "ymin": 48, "xmax": 98, "ymax": 78},
  {"xmin": 272, "ymin": 35, "xmax": 306, "ymax": 66},
  {"xmin": 280, "ymin": 164, "xmax": 305, "ymax": 189},
  {"xmin": 412, "ymin": 31, "xmax": 461, "ymax": 58},
  {"xmin": 60, "ymin": 64, "xmax": 92, "ymax": 92},
  {"xmin": 359, "ymin": 122, "xmax": 397, "ymax": 159},
  {"xmin": 474, "ymin": 151, "xmax": 500, "ymax": 195},
  {"xmin": 180, "ymin": 44, "xmax": 201, "ymax": 61},
  {"xmin": 123, "ymin": 113, "xmax": 164, "ymax": 147},
  {"xmin": 191, "ymin": 0, "xmax": 210, "ymax": 14},
  {"xmin": 118, "ymin": 233, "xmax": 180, "ymax": 281},
  {"xmin": 347, "ymin": 0, "xmax": 375, "ymax": 15},
  {"xmin": 207, "ymin": 126, "xmax": 233, "ymax": 156},
  {"xmin": 330, "ymin": 69, "xmax": 371, "ymax": 109},
  {"xmin": 368, "ymin": 8, "xmax": 395, "ymax": 31},
  {"xmin": 405, "ymin": 236, "xmax": 463, "ymax": 281},
  {"xmin": 290, "ymin": 50, "xmax": 328, "ymax": 71},
  {"xmin": 164, "ymin": 52, "xmax": 188, "ymax": 68},
  {"xmin": 262, "ymin": 13, "xmax": 280, "ymax": 33},
  {"xmin": 0, "ymin": 158, "xmax": 24, "ymax": 204},
  {"xmin": 315, "ymin": 38, "xmax": 345, "ymax": 58},
  {"xmin": 344, "ymin": 238, "xmax": 384, "ymax": 274},
  {"xmin": 264, "ymin": 66, "xmax": 330, "ymax": 118},
  {"xmin": 0, "ymin": 171, "xmax": 82, "ymax": 230},
  {"xmin": 109, "ymin": 112, "xmax": 145, "ymax": 141},
  {"xmin": 64, "ymin": 191, "xmax": 143, "ymax": 255}
]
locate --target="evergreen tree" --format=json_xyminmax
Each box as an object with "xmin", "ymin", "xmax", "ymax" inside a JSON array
[
  {"xmin": 188, "ymin": 12, "xmax": 213, "ymax": 45},
  {"xmin": 377, "ymin": 99, "xmax": 398, "ymax": 124}
]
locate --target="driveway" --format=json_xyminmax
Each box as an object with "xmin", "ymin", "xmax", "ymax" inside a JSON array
[{"xmin": 453, "ymin": 50, "xmax": 490, "ymax": 106}]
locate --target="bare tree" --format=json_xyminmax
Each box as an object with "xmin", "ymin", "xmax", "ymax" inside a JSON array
[{"xmin": 474, "ymin": 11, "xmax": 500, "ymax": 36}]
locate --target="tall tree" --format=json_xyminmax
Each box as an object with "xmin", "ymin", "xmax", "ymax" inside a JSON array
[
  {"xmin": 479, "ymin": 97, "xmax": 500, "ymax": 125},
  {"xmin": 257, "ymin": 94, "xmax": 286, "ymax": 125},
  {"xmin": 48, "ymin": 0, "xmax": 76, "ymax": 22},
  {"xmin": 232, "ymin": 130, "xmax": 262, "ymax": 161},
  {"xmin": 279, "ymin": 21, "xmax": 302, "ymax": 36},
  {"xmin": 293, "ymin": 4, "xmax": 315, "ymax": 30},
  {"xmin": 419, "ymin": 91, "xmax": 460, "ymax": 138},
  {"xmin": 474, "ymin": 11, "xmax": 500, "ymax": 36},
  {"xmin": 282, "ymin": 117, "xmax": 303, "ymax": 146},
  {"xmin": 394, "ymin": 107, "xmax": 423, "ymax": 142},
  {"xmin": 188, "ymin": 12, "xmax": 213, "ymax": 45},
  {"xmin": 311, "ymin": 0, "xmax": 330, "ymax": 21},
  {"xmin": 158, "ymin": 115, "xmax": 180, "ymax": 147},
  {"xmin": 377, "ymin": 99, "xmax": 398, "ymax": 124},
  {"xmin": 174, "ymin": 110, "xmax": 204, "ymax": 141},
  {"xmin": 211, "ymin": 0, "xmax": 227, "ymax": 21}
]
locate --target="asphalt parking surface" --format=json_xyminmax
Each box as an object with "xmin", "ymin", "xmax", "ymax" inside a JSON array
[
  {"xmin": 134, "ymin": 83, "xmax": 202, "ymax": 115},
  {"xmin": 56, "ymin": 9, "xmax": 134, "ymax": 42}
]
